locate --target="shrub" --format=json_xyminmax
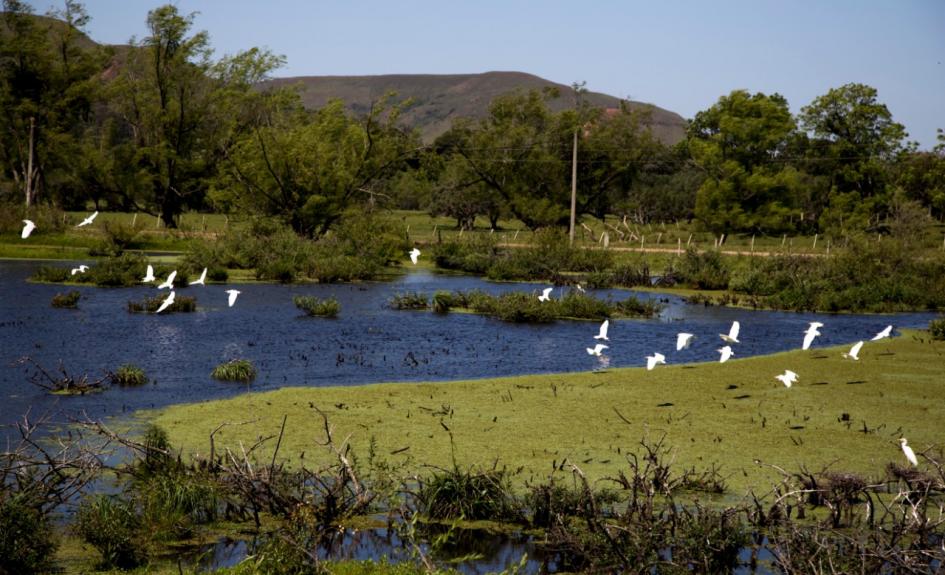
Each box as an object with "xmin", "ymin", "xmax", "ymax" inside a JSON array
[
  {"xmin": 389, "ymin": 292, "xmax": 429, "ymax": 310},
  {"xmin": 432, "ymin": 290, "xmax": 460, "ymax": 313},
  {"xmin": 211, "ymin": 359, "xmax": 256, "ymax": 383},
  {"xmin": 472, "ymin": 292, "xmax": 556, "ymax": 323},
  {"xmin": 930, "ymin": 316, "xmax": 945, "ymax": 340},
  {"xmin": 557, "ymin": 292, "xmax": 613, "ymax": 319},
  {"xmin": 293, "ymin": 295, "xmax": 340, "ymax": 317},
  {"xmin": 110, "ymin": 364, "xmax": 148, "ymax": 386},
  {"xmin": 0, "ymin": 495, "xmax": 57, "ymax": 575},
  {"xmin": 75, "ymin": 495, "xmax": 146, "ymax": 570},
  {"xmin": 127, "ymin": 294, "xmax": 197, "ymax": 313},
  {"xmin": 672, "ymin": 248, "xmax": 730, "ymax": 290},
  {"xmin": 32, "ymin": 265, "xmax": 71, "ymax": 283},
  {"xmin": 51, "ymin": 290, "xmax": 81, "ymax": 308}
]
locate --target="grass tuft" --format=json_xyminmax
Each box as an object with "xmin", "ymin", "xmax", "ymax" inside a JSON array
[
  {"xmin": 293, "ymin": 295, "xmax": 340, "ymax": 317},
  {"xmin": 127, "ymin": 295, "xmax": 196, "ymax": 314},
  {"xmin": 51, "ymin": 290, "xmax": 81, "ymax": 308},
  {"xmin": 109, "ymin": 364, "xmax": 148, "ymax": 386},
  {"xmin": 211, "ymin": 359, "xmax": 256, "ymax": 383}
]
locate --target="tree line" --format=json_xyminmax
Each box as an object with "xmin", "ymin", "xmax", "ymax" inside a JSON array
[{"xmin": 2, "ymin": 0, "xmax": 944, "ymax": 239}]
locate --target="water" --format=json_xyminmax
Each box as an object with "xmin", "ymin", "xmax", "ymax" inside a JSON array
[{"xmin": 0, "ymin": 259, "xmax": 935, "ymax": 437}]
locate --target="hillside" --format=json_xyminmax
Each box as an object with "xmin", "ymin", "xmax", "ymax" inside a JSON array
[{"xmin": 263, "ymin": 71, "xmax": 688, "ymax": 144}]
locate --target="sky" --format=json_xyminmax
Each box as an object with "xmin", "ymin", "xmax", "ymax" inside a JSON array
[{"xmin": 47, "ymin": 0, "xmax": 945, "ymax": 149}]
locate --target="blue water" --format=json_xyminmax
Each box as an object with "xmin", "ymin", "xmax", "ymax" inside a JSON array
[{"xmin": 0, "ymin": 259, "xmax": 935, "ymax": 436}]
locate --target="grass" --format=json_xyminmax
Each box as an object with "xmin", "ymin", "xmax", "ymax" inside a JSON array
[
  {"xmin": 211, "ymin": 359, "xmax": 256, "ymax": 383},
  {"xmin": 127, "ymin": 295, "xmax": 197, "ymax": 314},
  {"xmin": 151, "ymin": 331, "xmax": 945, "ymax": 495},
  {"xmin": 110, "ymin": 364, "xmax": 148, "ymax": 386},
  {"xmin": 293, "ymin": 295, "xmax": 340, "ymax": 317},
  {"xmin": 51, "ymin": 290, "xmax": 81, "ymax": 308}
]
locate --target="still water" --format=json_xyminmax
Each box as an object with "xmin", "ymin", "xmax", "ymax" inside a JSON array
[{"xmin": 0, "ymin": 259, "xmax": 936, "ymax": 434}]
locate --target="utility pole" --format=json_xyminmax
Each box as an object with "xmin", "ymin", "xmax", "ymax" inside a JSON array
[{"xmin": 568, "ymin": 82, "xmax": 585, "ymax": 246}]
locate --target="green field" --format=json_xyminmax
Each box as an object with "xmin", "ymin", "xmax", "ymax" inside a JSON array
[{"xmin": 151, "ymin": 332, "xmax": 945, "ymax": 497}]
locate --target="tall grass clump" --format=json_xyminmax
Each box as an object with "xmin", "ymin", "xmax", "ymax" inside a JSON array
[
  {"xmin": 51, "ymin": 290, "xmax": 80, "ymax": 308},
  {"xmin": 109, "ymin": 364, "xmax": 148, "ymax": 386},
  {"xmin": 127, "ymin": 295, "xmax": 197, "ymax": 313},
  {"xmin": 75, "ymin": 495, "xmax": 146, "ymax": 570},
  {"xmin": 0, "ymin": 496, "xmax": 57, "ymax": 575},
  {"xmin": 416, "ymin": 466, "xmax": 520, "ymax": 521},
  {"xmin": 293, "ymin": 295, "xmax": 340, "ymax": 317},
  {"xmin": 389, "ymin": 292, "xmax": 429, "ymax": 310},
  {"xmin": 211, "ymin": 359, "xmax": 256, "ymax": 383},
  {"xmin": 930, "ymin": 316, "xmax": 945, "ymax": 340}
]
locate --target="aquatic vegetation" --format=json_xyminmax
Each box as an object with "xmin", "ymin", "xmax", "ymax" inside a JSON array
[
  {"xmin": 75, "ymin": 495, "xmax": 146, "ymax": 569},
  {"xmin": 211, "ymin": 359, "xmax": 256, "ymax": 383},
  {"xmin": 389, "ymin": 291, "xmax": 429, "ymax": 310},
  {"xmin": 293, "ymin": 295, "xmax": 340, "ymax": 317},
  {"xmin": 127, "ymin": 294, "xmax": 197, "ymax": 313},
  {"xmin": 416, "ymin": 465, "xmax": 519, "ymax": 521},
  {"xmin": 109, "ymin": 364, "xmax": 148, "ymax": 386},
  {"xmin": 50, "ymin": 290, "xmax": 81, "ymax": 308},
  {"xmin": 0, "ymin": 496, "xmax": 57, "ymax": 575},
  {"xmin": 930, "ymin": 316, "xmax": 945, "ymax": 340}
]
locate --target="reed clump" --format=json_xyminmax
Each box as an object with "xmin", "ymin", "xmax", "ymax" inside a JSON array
[
  {"xmin": 211, "ymin": 359, "xmax": 256, "ymax": 383},
  {"xmin": 293, "ymin": 295, "xmax": 340, "ymax": 317},
  {"xmin": 51, "ymin": 290, "xmax": 81, "ymax": 308}
]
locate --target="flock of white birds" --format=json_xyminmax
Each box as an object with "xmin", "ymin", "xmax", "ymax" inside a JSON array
[{"xmin": 21, "ymin": 215, "xmax": 921, "ymax": 467}]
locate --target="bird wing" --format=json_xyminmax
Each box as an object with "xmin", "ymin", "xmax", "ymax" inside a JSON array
[
  {"xmin": 729, "ymin": 321, "xmax": 740, "ymax": 340},
  {"xmin": 646, "ymin": 356, "xmax": 657, "ymax": 370},
  {"xmin": 596, "ymin": 320, "xmax": 609, "ymax": 339},
  {"xmin": 543, "ymin": 287, "xmax": 553, "ymax": 297},
  {"xmin": 655, "ymin": 353, "xmax": 666, "ymax": 363},
  {"xmin": 850, "ymin": 341, "xmax": 863, "ymax": 358},
  {"xmin": 156, "ymin": 292, "xmax": 174, "ymax": 313},
  {"xmin": 802, "ymin": 330, "xmax": 817, "ymax": 350}
]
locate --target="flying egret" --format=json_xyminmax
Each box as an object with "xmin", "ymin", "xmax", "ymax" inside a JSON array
[
  {"xmin": 76, "ymin": 211, "xmax": 99, "ymax": 227},
  {"xmin": 645, "ymin": 352, "xmax": 666, "ymax": 371},
  {"xmin": 775, "ymin": 369, "xmax": 798, "ymax": 388},
  {"xmin": 155, "ymin": 291, "xmax": 175, "ymax": 314},
  {"xmin": 157, "ymin": 270, "xmax": 177, "ymax": 290},
  {"xmin": 594, "ymin": 320, "xmax": 609, "ymax": 341},
  {"xmin": 21, "ymin": 220, "xmax": 36, "ymax": 239},
  {"xmin": 586, "ymin": 343, "xmax": 608, "ymax": 356},
  {"xmin": 718, "ymin": 346, "xmax": 734, "ymax": 363},
  {"xmin": 676, "ymin": 333, "xmax": 694, "ymax": 351},
  {"xmin": 225, "ymin": 289, "xmax": 241, "ymax": 307},
  {"xmin": 142, "ymin": 265, "xmax": 156, "ymax": 283},
  {"xmin": 71, "ymin": 265, "xmax": 89, "ymax": 276},
  {"xmin": 409, "ymin": 248, "xmax": 421, "ymax": 265},
  {"xmin": 802, "ymin": 322, "xmax": 823, "ymax": 350},
  {"xmin": 189, "ymin": 268, "xmax": 207, "ymax": 286},
  {"xmin": 899, "ymin": 438, "xmax": 918, "ymax": 466},
  {"xmin": 720, "ymin": 321, "xmax": 740, "ymax": 343},
  {"xmin": 843, "ymin": 341, "xmax": 864, "ymax": 361},
  {"xmin": 871, "ymin": 325, "xmax": 893, "ymax": 341},
  {"xmin": 538, "ymin": 287, "xmax": 553, "ymax": 302},
  {"xmin": 575, "ymin": 284, "xmax": 586, "ymax": 293}
]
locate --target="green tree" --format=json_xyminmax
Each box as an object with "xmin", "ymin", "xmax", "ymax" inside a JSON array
[
  {"xmin": 799, "ymin": 83, "xmax": 906, "ymax": 231},
  {"xmin": 894, "ymin": 129, "xmax": 945, "ymax": 221},
  {"xmin": 689, "ymin": 90, "xmax": 801, "ymax": 233},
  {"xmin": 213, "ymin": 96, "xmax": 419, "ymax": 237}
]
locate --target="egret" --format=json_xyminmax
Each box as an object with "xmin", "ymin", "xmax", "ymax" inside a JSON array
[
  {"xmin": 586, "ymin": 343, "xmax": 608, "ymax": 356},
  {"xmin": 76, "ymin": 211, "xmax": 99, "ymax": 227},
  {"xmin": 409, "ymin": 248, "xmax": 421, "ymax": 265},
  {"xmin": 645, "ymin": 352, "xmax": 666, "ymax": 371},
  {"xmin": 775, "ymin": 369, "xmax": 798, "ymax": 388},
  {"xmin": 157, "ymin": 270, "xmax": 177, "ymax": 290},
  {"xmin": 575, "ymin": 284, "xmax": 586, "ymax": 293},
  {"xmin": 871, "ymin": 325, "xmax": 893, "ymax": 341},
  {"xmin": 21, "ymin": 220, "xmax": 36, "ymax": 239},
  {"xmin": 899, "ymin": 438, "xmax": 918, "ymax": 466},
  {"xmin": 720, "ymin": 321, "xmax": 740, "ymax": 343},
  {"xmin": 189, "ymin": 268, "xmax": 207, "ymax": 286},
  {"xmin": 155, "ymin": 291, "xmax": 175, "ymax": 314},
  {"xmin": 802, "ymin": 322, "xmax": 823, "ymax": 350},
  {"xmin": 676, "ymin": 333, "xmax": 694, "ymax": 351},
  {"xmin": 71, "ymin": 265, "xmax": 89, "ymax": 276},
  {"xmin": 594, "ymin": 320, "xmax": 609, "ymax": 341},
  {"xmin": 538, "ymin": 287, "xmax": 553, "ymax": 302},
  {"xmin": 718, "ymin": 346, "xmax": 734, "ymax": 363},
  {"xmin": 843, "ymin": 341, "xmax": 864, "ymax": 361},
  {"xmin": 142, "ymin": 265, "xmax": 156, "ymax": 283},
  {"xmin": 225, "ymin": 289, "xmax": 241, "ymax": 307}
]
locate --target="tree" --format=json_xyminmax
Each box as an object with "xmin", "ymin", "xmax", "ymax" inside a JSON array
[
  {"xmin": 688, "ymin": 90, "xmax": 801, "ymax": 233},
  {"xmin": 894, "ymin": 129, "xmax": 945, "ymax": 221},
  {"xmin": 213, "ymin": 96, "xmax": 420, "ymax": 237},
  {"xmin": 799, "ymin": 83, "xmax": 906, "ymax": 231}
]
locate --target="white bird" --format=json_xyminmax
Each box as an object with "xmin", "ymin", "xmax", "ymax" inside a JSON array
[
  {"xmin": 575, "ymin": 284, "xmax": 586, "ymax": 293},
  {"xmin": 71, "ymin": 265, "xmax": 89, "ymax": 276},
  {"xmin": 871, "ymin": 325, "xmax": 893, "ymax": 341},
  {"xmin": 899, "ymin": 438, "xmax": 918, "ymax": 467},
  {"xmin": 843, "ymin": 341, "xmax": 864, "ymax": 361},
  {"xmin": 21, "ymin": 220, "xmax": 36, "ymax": 239},
  {"xmin": 718, "ymin": 346, "xmax": 734, "ymax": 363},
  {"xmin": 802, "ymin": 322, "xmax": 823, "ymax": 350},
  {"xmin": 189, "ymin": 267, "xmax": 207, "ymax": 286},
  {"xmin": 645, "ymin": 352, "xmax": 666, "ymax": 371},
  {"xmin": 775, "ymin": 369, "xmax": 798, "ymax": 388},
  {"xmin": 594, "ymin": 320, "xmax": 609, "ymax": 341},
  {"xmin": 142, "ymin": 265, "xmax": 156, "ymax": 283},
  {"xmin": 409, "ymin": 248, "xmax": 421, "ymax": 265},
  {"xmin": 586, "ymin": 343, "xmax": 608, "ymax": 356},
  {"xmin": 538, "ymin": 287, "xmax": 553, "ymax": 302},
  {"xmin": 720, "ymin": 321, "xmax": 740, "ymax": 343},
  {"xmin": 676, "ymin": 333, "xmax": 694, "ymax": 351},
  {"xmin": 157, "ymin": 270, "xmax": 177, "ymax": 290},
  {"xmin": 225, "ymin": 289, "xmax": 241, "ymax": 307},
  {"xmin": 76, "ymin": 211, "xmax": 99, "ymax": 227},
  {"xmin": 155, "ymin": 291, "xmax": 175, "ymax": 314}
]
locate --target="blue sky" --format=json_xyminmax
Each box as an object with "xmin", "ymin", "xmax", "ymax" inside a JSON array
[{"xmin": 55, "ymin": 0, "xmax": 945, "ymax": 148}]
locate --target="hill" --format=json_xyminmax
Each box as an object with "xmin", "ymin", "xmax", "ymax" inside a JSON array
[{"xmin": 263, "ymin": 71, "xmax": 688, "ymax": 144}]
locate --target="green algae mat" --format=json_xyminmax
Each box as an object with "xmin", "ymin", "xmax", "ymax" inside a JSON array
[{"xmin": 151, "ymin": 332, "xmax": 945, "ymax": 495}]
